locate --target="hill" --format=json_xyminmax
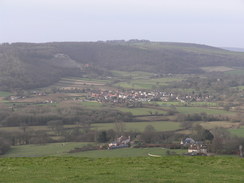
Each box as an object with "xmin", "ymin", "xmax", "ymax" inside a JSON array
[
  {"xmin": 1, "ymin": 41, "xmax": 244, "ymax": 90},
  {"xmin": 222, "ymin": 47, "xmax": 244, "ymax": 52}
]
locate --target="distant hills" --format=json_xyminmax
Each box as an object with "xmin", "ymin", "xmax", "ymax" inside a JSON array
[
  {"xmin": 0, "ymin": 40, "xmax": 244, "ymax": 90},
  {"xmin": 221, "ymin": 47, "xmax": 244, "ymax": 52}
]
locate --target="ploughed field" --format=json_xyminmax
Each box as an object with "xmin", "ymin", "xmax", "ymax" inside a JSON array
[{"xmin": 0, "ymin": 156, "xmax": 243, "ymax": 183}]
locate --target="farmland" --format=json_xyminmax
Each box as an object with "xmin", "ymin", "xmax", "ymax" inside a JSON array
[
  {"xmin": 114, "ymin": 77, "xmax": 183, "ymax": 89},
  {"xmin": 229, "ymin": 126, "xmax": 244, "ymax": 137},
  {"xmin": 115, "ymin": 107, "xmax": 167, "ymax": 115},
  {"xmin": 0, "ymin": 156, "xmax": 244, "ymax": 183},
  {"xmin": 176, "ymin": 106, "xmax": 233, "ymax": 115},
  {"xmin": 92, "ymin": 121, "xmax": 181, "ymax": 132},
  {"xmin": 1, "ymin": 142, "xmax": 91, "ymax": 157},
  {"xmin": 1, "ymin": 64, "xmax": 244, "ymax": 160},
  {"xmin": 0, "ymin": 121, "xmax": 181, "ymax": 133},
  {"xmin": 1, "ymin": 144, "xmax": 185, "ymax": 158},
  {"xmin": 1, "ymin": 41, "xmax": 244, "ymax": 182}
]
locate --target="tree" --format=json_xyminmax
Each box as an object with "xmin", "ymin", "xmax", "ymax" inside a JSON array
[
  {"xmin": 0, "ymin": 137, "xmax": 11, "ymax": 155},
  {"xmin": 114, "ymin": 122, "xmax": 126, "ymax": 136},
  {"xmin": 47, "ymin": 120, "xmax": 64, "ymax": 136},
  {"xmin": 193, "ymin": 125, "xmax": 214, "ymax": 141},
  {"xmin": 141, "ymin": 125, "xmax": 158, "ymax": 144},
  {"xmin": 210, "ymin": 128, "xmax": 230, "ymax": 153},
  {"xmin": 97, "ymin": 131, "xmax": 108, "ymax": 143}
]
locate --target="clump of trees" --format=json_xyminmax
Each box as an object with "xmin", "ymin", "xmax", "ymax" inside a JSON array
[
  {"xmin": 177, "ymin": 113, "xmax": 229, "ymax": 122},
  {"xmin": 0, "ymin": 104, "xmax": 133, "ymax": 127},
  {"xmin": 209, "ymin": 128, "xmax": 244, "ymax": 154},
  {"xmin": 0, "ymin": 138, "xmax": 10, "ymax": 155}
]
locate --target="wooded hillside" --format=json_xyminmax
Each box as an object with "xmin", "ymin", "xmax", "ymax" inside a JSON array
[{"xmin": 1, "ymin": 40, "xmax": 244, "ymax": 90}]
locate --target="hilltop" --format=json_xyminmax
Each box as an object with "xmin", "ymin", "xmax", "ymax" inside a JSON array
[{"xmin": 0, "ymin": 40, "xmax": 244, "ymax": 90}]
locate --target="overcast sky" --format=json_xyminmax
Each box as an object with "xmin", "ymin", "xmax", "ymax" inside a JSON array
[{"xmin": 1, "ymin": 0, "xmax": 244, "ymax": 47}]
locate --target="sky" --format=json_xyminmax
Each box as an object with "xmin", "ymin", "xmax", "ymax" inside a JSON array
[{"xmin": 1, "ymin": 0, "xmax": 244, "ymax": 48}]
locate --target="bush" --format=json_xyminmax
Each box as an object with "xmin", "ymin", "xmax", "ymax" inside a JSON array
[{"xmin": 0, "ymin": 137, "xmax": 11, "ymax": 155}]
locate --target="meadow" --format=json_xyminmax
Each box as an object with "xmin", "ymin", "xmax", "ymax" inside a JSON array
[
  {"xmin": 1, "ymin": 144, "xmax": 184, "ymax": 158},
  {"xmin": 176, "ymin": 106, "xmax": 232, "ymax": 115},
  {"xmin": 0, "ymin": 121, "xmax": 181, "ymax": 134},
  {"xmin": 0, "ymin": 156, "xmax": 243, "ymax": 183},
  {"xmin": 200, "ymin": 121, "xmax": 240, "ymax": 129},
  {"xmin": 0, "ymin": 91, "xmax": 13, "ymax": 97},
  {"xmin": 1, "ymin": 142, "xmax": 91, "ymax": 157},
  {"xmin": 114, "ymin": 77, "xmax": 182, "ymax": 89},
  {"xmin": 92, "ymin": 121, "xmax": 181, "ymax": 132},
  {"xmin": 228, "ymin": 126, "xmax": 244, "ymax": 137},
  {"xmin": 116, "ymin": 106, "xmax": 166, "ymax": 115}
]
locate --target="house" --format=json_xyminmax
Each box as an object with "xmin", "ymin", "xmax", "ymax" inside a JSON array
[
  {"xmin": 181, "ymin": 138, "xmax": 195, "ymax": 145},
  {"xmin": 188, "ymin": 143, "xmax": 207, "ymax": 155},
  {"xmin": 108, "ymin": 136, "xmax": 131, "ymax": 149},
  {"xmin": 181, "ymin": 138, "xmax": 207, "ymax": 155}
]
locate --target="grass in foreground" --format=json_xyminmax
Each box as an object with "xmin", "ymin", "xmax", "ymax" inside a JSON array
[{"xmin": 0, "ymin": 156, "xmax": 243, "ymax": 183}]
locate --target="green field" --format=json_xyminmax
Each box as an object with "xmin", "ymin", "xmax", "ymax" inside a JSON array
[
  {"xmin": 176, "ymin": 106, "xmax": 232, "ymax": 115},
  {"xmin": 115, "ymin": 78, "xmax": 182, "ymax": 89},
  {"xmin": 116, "ymin": 107, "xmax": 166, "ymax": 115},
  {"xmin": 93, "ymin": 121, "xmax": 181, "ymax": 132},
  {"xmin": 229, "ymin": 126, "xmax": 244, "ymax": 137},
  {"xmin": 225, "ymin": 68, "xmax": 244, "ymax": 76},
  {"xmin": 2, "ymin": 142, "xmax": 91, "ymax": 157},
  {"xmin": 54, "ymin": 77, "xmax": 108, "ymax": 88},
  {"xmin": 0, "ymin": 156, "xmax": 243, "ymax": 183},
  {"xmin": 201, "ymin": 66, "xmax": 234, "ymax": 72},
  {"xmin": 1, "ymin": 144, "xmax": 185, "ymax": 158},
  {"xmin": 0, "ymin": 91, "xmax": 13, "ymax": 97},
  {"xmin": 0, "ymin": 121, "xmax": 180, "ymax": 134},
  {"xmin": 69, "ymin": 147, "xmax": 185, "ymax": 158},
  {"xmin": 200, "ymin": 121, "xmax": 239, "ymax": 130},
  {"xmin": 153, "ymin": 101, "xmax": 218, "ymax": 107},
  {"xmin": 79, "ymin": 101, "xmax": 104, "ymax": 108},
  {"xmin": 112, "ymin": 70, "xmax": 154, "ymax": 78}
]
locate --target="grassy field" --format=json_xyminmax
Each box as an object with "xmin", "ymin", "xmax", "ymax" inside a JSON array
[
  {"xmin": 229, "ymin": 126, "xmax": 244, "ymax": 137},
  {"xmin": 153, "ymin": 101, "xmax": 218, "ymax": 107},
  {"xmin": 1, "ymin": 144, "xmax": 185, "ymax": 158},
  {"xmin": 112, "ymin": 70, "xmax": 154, "ymax": 78},
  {"xmin": 54, "ymin": 77, "xmax": 108, "ymax": 88},
  {"xmin": 0, "ymin": 91, "xmax": 13, "ymax": 103},
  {"xmin": 200, "ymin": 121, "xmax": 240, "ymax": 130},
  {"xmin": 116, "ymin": 107, "xmax": 166, "ymax": 115},
  {"xmin": 93, "ymin": 121, "xmax": 181, "ymax": 132},
  {"xmin": 201, "ymin": 66, "xmax": 234, "ymax": 72},
  {"xmin": 0, "ymin": 91, "xmax": 13, "ymax": 97},
  {"xmin": 0, "ymin": 156, "xmax": 243, "ymax": 183},
  {"xmin": 0, "ymin": 121, "xmax": 180, "ymax": 134},
  {"xmin": 176, "ymin": 106, "xmax": 232, "ymax": 115},
  {"xmin": 115, "ymin": 77, "xmax": 182, "ymax": 89},
  {"xmin": 79, "ymin": 101, "xmax": 104, "ymax": 109},
  {"xmin": 69, "ymin": 148, "xmax": 186, "ymax": 158},
  {"xmin": 1, "ymin": 142, "xmax": 91, "ymax": 157},
  {"xmin": 225, "ymin": 68, "xmax": 244, "ymax": 76}
]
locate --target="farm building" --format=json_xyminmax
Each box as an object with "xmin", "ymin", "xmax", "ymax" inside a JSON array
[
  {"xmin": 108, "ymin": 136, "xmax": 131, "ymax": 149},
  {"xmin": 188, "ymin": 143, "xmax": 208, "ymax": 155},
  {"xmin": 181, "ymin": 138, "xmax": 208, "ymax": 155}
]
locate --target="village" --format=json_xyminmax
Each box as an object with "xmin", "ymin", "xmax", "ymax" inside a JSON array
[
  {"xmin": 7, "ymin": 88, "xmax": 214, "ymax": 105},
  {"xmin": 86, "ymin": 89, "xmax": 213, "ymax": 104}
]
